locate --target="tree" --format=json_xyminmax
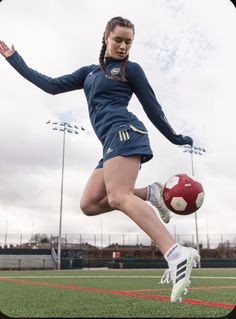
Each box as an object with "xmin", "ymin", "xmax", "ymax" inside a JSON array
[{"xmin": 31, "ymin": 233, "xmax": 50, "ymax": 243}]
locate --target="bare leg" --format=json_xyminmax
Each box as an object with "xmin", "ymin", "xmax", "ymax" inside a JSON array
[
  {"xmin": 103, "ymin": 156, "xmax": 175, "ymax": 255},
  {"xmin": 80, "ymin": 167, "xmax": 148, "ymax": 216},
  {"xmin": 80, "ymin": 168, "xmax": 111, "ymax": 215}
]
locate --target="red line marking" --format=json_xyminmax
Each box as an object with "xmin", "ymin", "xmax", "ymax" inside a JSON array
[
  {"xmin": 126, "ymin": 285, "xmax": 236, "ymax": 293},
  {"xmin": 0, "ymin": 278, "xmax": 235, "ymax": 309}
]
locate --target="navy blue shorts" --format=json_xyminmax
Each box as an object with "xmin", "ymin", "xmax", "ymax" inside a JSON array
[{"xmin": 96, "ymin": 125, "xmax": 153, "ymax": 169}]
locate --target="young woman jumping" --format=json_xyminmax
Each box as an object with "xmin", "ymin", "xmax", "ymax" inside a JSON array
[{"xmin": 0, "ymin": 16, "xmax": 200, "ymax": 303}]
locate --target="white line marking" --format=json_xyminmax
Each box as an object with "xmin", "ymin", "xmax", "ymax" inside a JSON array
[{"xmin": 1, "ymin": 275, "xmax": 236, "ymax": 279}]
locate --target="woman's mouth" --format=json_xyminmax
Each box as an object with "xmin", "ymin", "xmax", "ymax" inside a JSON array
[{"xmin": 117, "ymin": 51, "xmax": 125, "ymax": 55}]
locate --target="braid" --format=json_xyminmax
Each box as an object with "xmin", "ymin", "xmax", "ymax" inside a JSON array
[
  {"xmin": 99, "ymin": 34, "xmax": 107, "ymax": 74},
  {"xmin": 99, "ymin": 16, "xmax": 134, "ymax": 82},
  {"xmin": 120, "ymin": 55, "xmax": 129, "ymax": 82}
]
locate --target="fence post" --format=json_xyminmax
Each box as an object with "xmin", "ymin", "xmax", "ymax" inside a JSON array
[
  {"xmin": 192, "ymin": 234, "xmax": 194, "ymax": 247},
  {"xmin": 18, "ymin": 258, "xmax": 21, "ymax": 270},
  {"xmin": 65, "ymin": 234, "xmax": 67, "ymax": 249}
]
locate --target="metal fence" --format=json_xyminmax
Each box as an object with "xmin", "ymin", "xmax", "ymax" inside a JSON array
[{"xmin": 1, "ymin": 233, "xmax": 235, "ymax": 249}]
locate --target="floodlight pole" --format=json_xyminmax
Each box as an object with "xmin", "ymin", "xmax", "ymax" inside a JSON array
[
  {"xmin": 182, "ymin": 145, "xmax": 206, "ymax": 268},
  {"xmin": 189, "ymin": 149, "xmax": 200, "ymax": 258},
  {"xmin": 46, "ymin": 120, "xmax": 85, "ymax": 270},
  {"xmin": 57, "ymin": 127, "xmax": 66, "ymax": 271},
  {"xmin": 4, "ymin": 220, "xmax": 8, "ymax": 247}
]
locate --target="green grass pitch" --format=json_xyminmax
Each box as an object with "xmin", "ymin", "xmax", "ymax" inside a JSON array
[{"xmin": 0, "ymin": 268, "xmax": 235, "ymax": 318}]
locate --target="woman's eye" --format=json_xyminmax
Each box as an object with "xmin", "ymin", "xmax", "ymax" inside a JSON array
[{"xmin": 114, "ymin": 39, "xmax": 132, "ymax": 45}]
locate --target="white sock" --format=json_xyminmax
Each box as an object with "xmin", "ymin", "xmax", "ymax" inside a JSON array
[
  {"xmin": 164, "ymin": 243, "xmax": 182, "ymax": 262},
  {"xmin": 146, "ymin": 183, "xmax": 162, "ymax": 202},
  {"xmin": 146, "ymin": 185, "xmax": 151, "ymax": 201}
]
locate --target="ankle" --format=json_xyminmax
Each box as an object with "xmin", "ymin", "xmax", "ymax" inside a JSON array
[
  {"xmin": 164, "ymin": 243, "xmax": 182, "ymax": 262},
  {"xmin": 146, "ymin": 183, "xmax": 162, "ymax": 202}
]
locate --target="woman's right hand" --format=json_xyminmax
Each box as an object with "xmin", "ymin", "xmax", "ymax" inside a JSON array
[{"xmin": 0, "ymin": 41, "xmax": 15, "ymax": 58}]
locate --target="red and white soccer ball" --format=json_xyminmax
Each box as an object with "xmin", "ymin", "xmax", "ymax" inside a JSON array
[{"xmin": 163, "ymin": 174, "xmax": 204, "ymax": 215}]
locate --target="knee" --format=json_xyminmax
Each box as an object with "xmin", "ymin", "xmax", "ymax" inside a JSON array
[
  {"xmin": 80, "ymin": 199, "xmax": 95, "ymax": 216},
  {"xmin": 107, "ymin": 193, "xmax": 128, "ymax": 210}
]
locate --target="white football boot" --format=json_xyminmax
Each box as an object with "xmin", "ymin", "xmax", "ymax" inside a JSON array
[
  {"xmin": 147, "ymin": 182, "xmax": 171, "ymax": 223},
  {"xmin": 160, "ymin": 246, "xmax": 200, "ymax": 303}
]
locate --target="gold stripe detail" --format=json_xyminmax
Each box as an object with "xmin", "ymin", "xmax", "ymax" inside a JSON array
[
  {"xmin": 119, "ymin": 130, "xmax": 130, "ymax": 141},
  {"xmin": 122, "ymin": 131, "xmax": 126, "ymax": 141}
]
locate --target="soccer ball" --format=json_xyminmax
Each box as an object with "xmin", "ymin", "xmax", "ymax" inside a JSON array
[{"xmin": 163, "ymin": 173, "xmax": 204, "ymax": 215}]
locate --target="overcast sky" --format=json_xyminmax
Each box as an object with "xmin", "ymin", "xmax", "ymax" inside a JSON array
[{"xmin": 0, "ymin": 0, "xmax": 235, "ymax": 245}]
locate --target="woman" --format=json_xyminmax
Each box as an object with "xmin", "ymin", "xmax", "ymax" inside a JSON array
[{"xmin": 0, "ymin": 16, "xmax": 200, "ymax": 303}]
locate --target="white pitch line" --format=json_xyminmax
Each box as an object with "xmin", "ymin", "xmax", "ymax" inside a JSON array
[
  {"xmin": 2, "ymin": 275, "xmax": 158, "ymax": 279},
  {"xmin": 0, "ymin": 275, "xmax": 236, "ymax": 279}
]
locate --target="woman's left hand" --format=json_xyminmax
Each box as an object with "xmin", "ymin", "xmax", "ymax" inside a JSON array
[{"xmin": 176, "ymin": 134, "xmax": 193, "ymax": 146}]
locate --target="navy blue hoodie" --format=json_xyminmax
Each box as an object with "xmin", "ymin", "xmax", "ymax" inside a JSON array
[{"xmin": 6, "ymin": 51, "xmax": 192, "ymax": 146}]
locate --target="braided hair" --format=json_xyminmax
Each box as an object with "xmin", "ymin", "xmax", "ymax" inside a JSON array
[{"xmin": 99, "ymin": 16, "xmax": 135, "ymax": 82}]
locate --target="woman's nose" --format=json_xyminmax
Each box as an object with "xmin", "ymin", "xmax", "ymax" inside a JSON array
[{"xmin": 119, "ymin": 41, "xmax": 126, "ymax": 50}]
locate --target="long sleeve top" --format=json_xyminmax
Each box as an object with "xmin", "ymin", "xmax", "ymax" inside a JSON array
[{"xmin": 6, "ymin": 51, "xmax": 192, "ymax": 146}]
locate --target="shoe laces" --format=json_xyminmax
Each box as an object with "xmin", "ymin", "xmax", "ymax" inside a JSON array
[
  {"xmin": 159, "ymin": 268, "xmax": 192, "ymax": 286},
  {"xmin": 160, "ymin": 210, "xmax": 171, "ymax": 222},
  {"xmin": 192, "ymin": 259, "xmax": 198, "ymax": 268},
  {"xmin": 159, "ymin": 268, "xmax": 173, "ymax": 284}
]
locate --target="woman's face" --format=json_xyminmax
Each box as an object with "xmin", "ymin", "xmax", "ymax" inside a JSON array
[{"xmin": 105, "ymin": 26, "xmax": 134, "ymax": 60}]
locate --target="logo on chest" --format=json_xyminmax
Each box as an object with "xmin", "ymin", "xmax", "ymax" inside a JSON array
[{"xmin": 111, "ymin": 67, "xmax": 121, "ymax": 76}]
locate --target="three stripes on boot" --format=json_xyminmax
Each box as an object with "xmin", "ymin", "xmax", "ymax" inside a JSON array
[{"xmin": 175, "ymin": 259, "xmax": 187, "ymax": 283}]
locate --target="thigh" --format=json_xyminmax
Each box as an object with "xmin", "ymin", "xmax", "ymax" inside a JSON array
[
  {"xmin": 103, "ymin": 155, "xmax": 141, "ymax": 194},
  {"xmin": 80, "ymin": 168, "xmax": 107, "ymax": 204}
]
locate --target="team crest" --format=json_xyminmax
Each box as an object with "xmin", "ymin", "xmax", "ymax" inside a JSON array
[{"xmin": 111, "ymin": 67, "xmax": 121, "ymax": 76}]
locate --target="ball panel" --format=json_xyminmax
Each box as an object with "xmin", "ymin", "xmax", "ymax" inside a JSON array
[
  {"xmin": 165, "ymin": 176, "xmax": 179, "ymax": 189},
  {"xmin": 170, "ymin": 197, "xmax": 187, "ymax": 211},
  {"xmin": 196, "ymin": 192, "xmax": 204, "ymax": 208}
]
